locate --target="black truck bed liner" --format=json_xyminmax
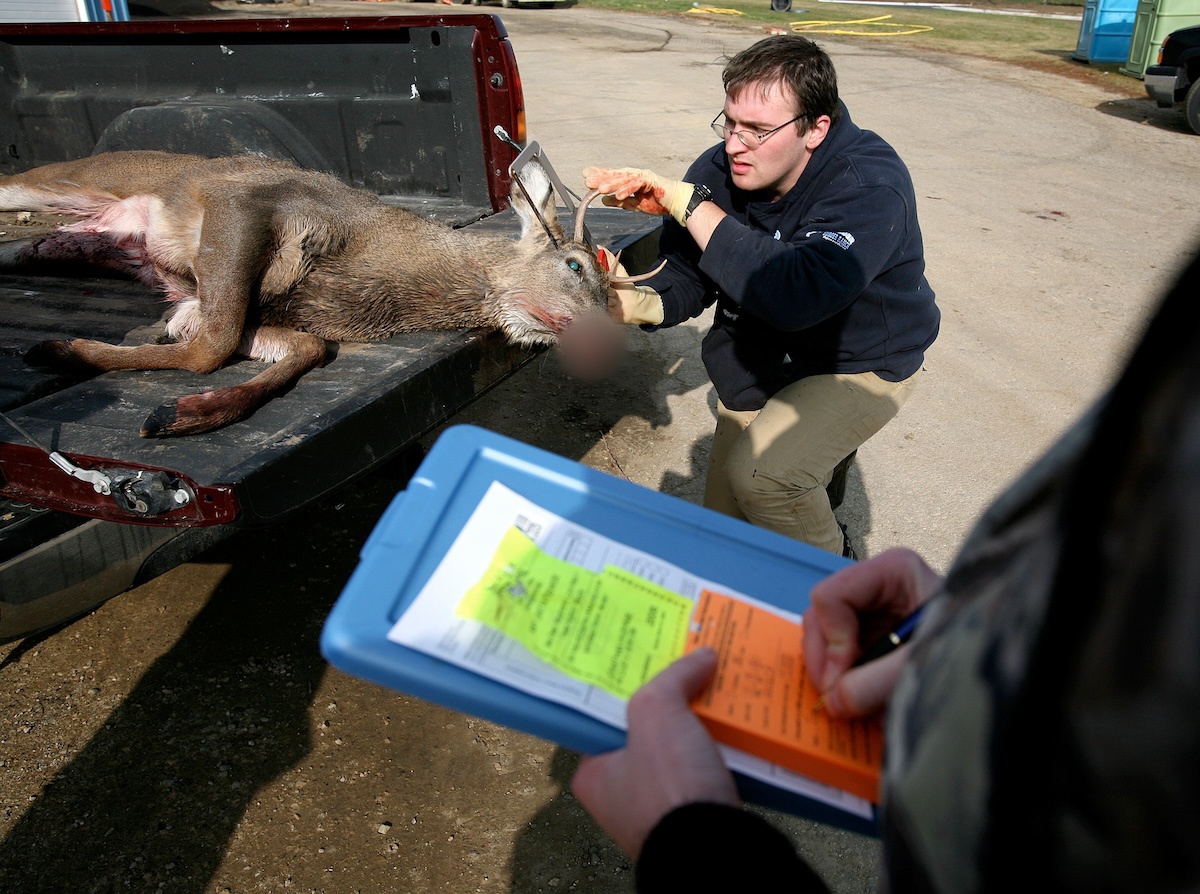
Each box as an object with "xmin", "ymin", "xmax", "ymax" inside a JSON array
[{"xmin": 0, "ymin": 14, "xmax": 521, "ymax": 217}]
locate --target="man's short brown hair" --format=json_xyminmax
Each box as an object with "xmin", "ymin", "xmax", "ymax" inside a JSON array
[{"xmin": 722, "ymin": 35, "xmax": 842, "ymax": 127}]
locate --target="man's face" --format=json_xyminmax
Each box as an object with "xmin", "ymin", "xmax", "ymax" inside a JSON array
[{"xmin": 719, "ymin": 81, "xmax": 829, "ymax": 201}]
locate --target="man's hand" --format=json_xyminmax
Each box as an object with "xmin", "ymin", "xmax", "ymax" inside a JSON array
[
  {"xmin": 571, "ymin": 648, "xmax": 739, "ymax": 859},
  {"xmin": 583, "ymin": 166, "xmax": 694, "ymax": 227},
  {"xmin": 803, "ymin": 548, "xmax": 943, "ymax": 718}
]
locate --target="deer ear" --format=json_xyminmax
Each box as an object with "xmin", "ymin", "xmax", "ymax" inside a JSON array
[{"xmin": 512, "ymin": 162, "xmax": 566, "ymax": 246}]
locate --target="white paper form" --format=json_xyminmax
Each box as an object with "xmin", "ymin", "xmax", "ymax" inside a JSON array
[{"xmin": 388, "ymin": 480, "xmax": 872, "ymax": 820}]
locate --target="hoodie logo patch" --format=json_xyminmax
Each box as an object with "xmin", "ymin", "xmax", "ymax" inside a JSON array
[{"xmin": 806, "ymin": 230, "xmax": 855, "ymax": 250}]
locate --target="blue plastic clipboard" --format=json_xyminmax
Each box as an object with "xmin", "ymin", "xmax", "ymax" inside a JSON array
[{"xmin": 320, "ymin": 424, "xmax": 880, "ymax": 833}]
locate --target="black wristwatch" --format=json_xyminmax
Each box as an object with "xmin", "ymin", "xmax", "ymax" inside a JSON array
[{"xmin": 683, "ymin": 183, "xmax": 712, "ymax": 222}]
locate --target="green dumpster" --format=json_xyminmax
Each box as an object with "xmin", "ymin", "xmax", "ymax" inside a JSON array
[{"xmin": 1121, "ymin": 0, "xmax": 1200, "ymax": 78}]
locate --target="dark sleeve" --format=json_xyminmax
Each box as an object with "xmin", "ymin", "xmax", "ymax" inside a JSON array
[
  {"xmin": 638, "ymin": 148, "xmax": 723, "ymax": 330},
  {"xmin": 644, "ymin": 216, "xmax": 712, "ymax": 329},
  {"xmin": 699, "ymin": 184, "xmax": 911, "ymax": 331},
  {"xmin": 636, "ymin": 803, "xmax": 831, "ymax": 893}
]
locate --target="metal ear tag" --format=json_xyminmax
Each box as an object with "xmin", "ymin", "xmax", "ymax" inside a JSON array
[{"xmin": 494, "ymin": 127, "xmax": 594, "ymax": 249}]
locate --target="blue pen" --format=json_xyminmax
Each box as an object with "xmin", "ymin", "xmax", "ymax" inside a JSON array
[{"xmin": 852, "ymin": 604, "xmax": 926, "ymax": 667}]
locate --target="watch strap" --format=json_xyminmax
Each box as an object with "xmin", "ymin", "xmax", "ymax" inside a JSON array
[{"xmin": 684, "ymin": 183, "xmax": 712, "ymax": 222}]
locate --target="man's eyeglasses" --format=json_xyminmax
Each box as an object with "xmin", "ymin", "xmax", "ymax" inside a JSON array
[{"xmin": 710, "ymin": 113, "xmax": 806, "ymax": 148}]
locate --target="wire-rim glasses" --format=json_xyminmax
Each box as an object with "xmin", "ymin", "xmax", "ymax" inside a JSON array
[{"xmin": 710, "ymin": 112, "xmax": 806, "ymax": 148}]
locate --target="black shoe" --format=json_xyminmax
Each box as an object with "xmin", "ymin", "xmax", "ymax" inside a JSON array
[
  {"xmin": 839, "ymin": 523, "xmax": 857, "ymax": 560},
  {"xmin": 826, "ymin": 450, "xmax": 857, "ymax": 511}
]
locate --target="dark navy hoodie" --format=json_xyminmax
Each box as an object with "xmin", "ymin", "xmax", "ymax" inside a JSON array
[{"xmin": 646, "ymin": 103, "xmax": 940, "ymax": 412}]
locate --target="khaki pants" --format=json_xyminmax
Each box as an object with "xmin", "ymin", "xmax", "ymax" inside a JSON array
[{"xmin": 703, "ymin": 371, "xmax": 918, "ymax": 555}]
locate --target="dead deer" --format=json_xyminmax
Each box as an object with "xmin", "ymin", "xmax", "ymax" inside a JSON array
[{"xmin": 0, "ymin": 150, "xmax": 658, "ymax": 437}]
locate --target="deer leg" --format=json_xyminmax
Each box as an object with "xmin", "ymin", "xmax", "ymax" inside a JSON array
[
  {"xmin": 140, "ymin": 327, "xmax": 329, "ymax": 438},
  {"xmin": 28, "ymin": 194, "xmax": 273, "ymax": 378},
  {"xmin": 24, "ymin": 305, "xmax": 250, "ymax": 379}
]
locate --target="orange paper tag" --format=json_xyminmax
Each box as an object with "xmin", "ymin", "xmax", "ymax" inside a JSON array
[{"xmin": 685, "ymin": 588, "xmax": 883, "ymax": 803}]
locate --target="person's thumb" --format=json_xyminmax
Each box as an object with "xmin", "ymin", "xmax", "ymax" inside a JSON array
[
  {"xmin": 819, "ymin": 647, "xmax": 907, "ymax": 718},
  {"xmin": 642, "ymin": 647, "xmax": 718, "ymax": 705}
]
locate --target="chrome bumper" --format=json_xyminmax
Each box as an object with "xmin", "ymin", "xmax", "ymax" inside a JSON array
[{"xmin": 1145, "ymin": 65, "xmax": 1186, "ymax": 107}]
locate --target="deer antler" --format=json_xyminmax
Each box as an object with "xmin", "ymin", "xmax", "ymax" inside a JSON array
[
  {"xmin": 577, "ymin": 189, "xmax": 669, "ymax": 283},
  {"xmin": 573, "ymin": 188, "xmax": 602, "ymax": 245},
  {"xmin": 607, "ymin": 252, "xmax": 668, "ymax": 284}
]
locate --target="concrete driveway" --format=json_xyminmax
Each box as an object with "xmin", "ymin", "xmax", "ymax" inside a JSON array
[{"xmin": 2, "ymin": 2, "xmax": 1199, "ymax": 893}]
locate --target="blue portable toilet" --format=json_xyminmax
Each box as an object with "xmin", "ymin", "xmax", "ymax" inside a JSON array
[
  {"xmin": 82, "ymin": 0, "xmax": 130, "ymax": 20},
  {"xmin": 0, "ymin": 0, "xmax": 129, "ymax": 21},
  {"xmin": 1074, "ymin": 0, "xmax": 1139, "ymax": 62}
]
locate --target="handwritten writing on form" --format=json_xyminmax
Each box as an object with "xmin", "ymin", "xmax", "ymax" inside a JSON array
[{"xmin": 686, "ymin": 588, "xmax": 883, "ymax": 802}]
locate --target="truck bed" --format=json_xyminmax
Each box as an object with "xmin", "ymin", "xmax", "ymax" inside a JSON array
[
  {"xmin": 0, "ymin": 206, "xmax": 659, "ymax": 642},
  {"xmin": 0, "ymin": 12, "xmax": 662, "ymax": 641}
]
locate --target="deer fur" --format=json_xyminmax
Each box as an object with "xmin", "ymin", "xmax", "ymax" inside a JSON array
[{"xmin": 0, "ymin": 150, "xmax": 654, "ymax": 437}]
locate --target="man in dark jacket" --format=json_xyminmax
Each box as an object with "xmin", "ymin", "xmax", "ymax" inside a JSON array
[{"xmin": 586, "ymin": 36, "xmax": 939, "ymax": 557}]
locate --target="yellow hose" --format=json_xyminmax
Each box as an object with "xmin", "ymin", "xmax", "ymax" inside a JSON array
[{"xmin": 789, "ymin": 15, "xmax": 933, "ymax": 35}]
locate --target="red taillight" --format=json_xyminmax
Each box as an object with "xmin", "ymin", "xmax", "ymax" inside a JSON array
[{"xmin": 473, "ymin": 23, "xmax": 526, "ymax": 212}]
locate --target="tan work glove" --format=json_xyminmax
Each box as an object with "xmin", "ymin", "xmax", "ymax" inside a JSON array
[
  {"xmin": 584, "ymin": 166, "xmax": 694, "ymax": 227},
  {"xmin": 598, "ymin": 247, "xmax": 665, "ymax": 325}
]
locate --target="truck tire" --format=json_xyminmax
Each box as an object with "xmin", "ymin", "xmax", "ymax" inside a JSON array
[{"xmin": 1186, "ymin": 77, "xmax": 1200, "ymax": 135}]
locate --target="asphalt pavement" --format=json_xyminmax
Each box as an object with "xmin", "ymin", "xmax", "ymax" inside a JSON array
[{"xmin": 3, "ymin": 2, "xmax": 1200, "ymax": 892}]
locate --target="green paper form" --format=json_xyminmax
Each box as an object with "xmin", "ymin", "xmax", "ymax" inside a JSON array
[{"xmin": 457, "ymin": 526, "xmax": 692, "ymax": 699}]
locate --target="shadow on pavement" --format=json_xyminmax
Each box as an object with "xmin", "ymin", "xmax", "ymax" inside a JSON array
[{"xmin": 0, "ymin": 478, "xmax": 393, "ymax": 893}]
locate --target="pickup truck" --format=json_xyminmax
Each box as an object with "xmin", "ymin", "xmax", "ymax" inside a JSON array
[
  {"xmin": 1144, "ymin": 24, "xmax": 1200, "ymax": 134},
  {"xmin": 0, "ymin": 13, "xmax": 659, "ymax": 642}
]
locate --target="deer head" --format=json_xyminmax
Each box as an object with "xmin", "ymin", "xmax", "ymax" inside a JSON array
[{"xmin": 487, "ymin": 161, "xmax": 663, "ymax": 348}]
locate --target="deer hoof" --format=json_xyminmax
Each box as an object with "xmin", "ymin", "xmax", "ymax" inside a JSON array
[
  {"xmin": 142, "ymin": 393, "xmax": 243, "ymax": 438},
  {"xmin": 24, "ymin": 339, "xmax": 94, "ymax": 370},
  {"xmin": 141, "ymin": 403, "xmax": 178, "ymax": 438}
]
